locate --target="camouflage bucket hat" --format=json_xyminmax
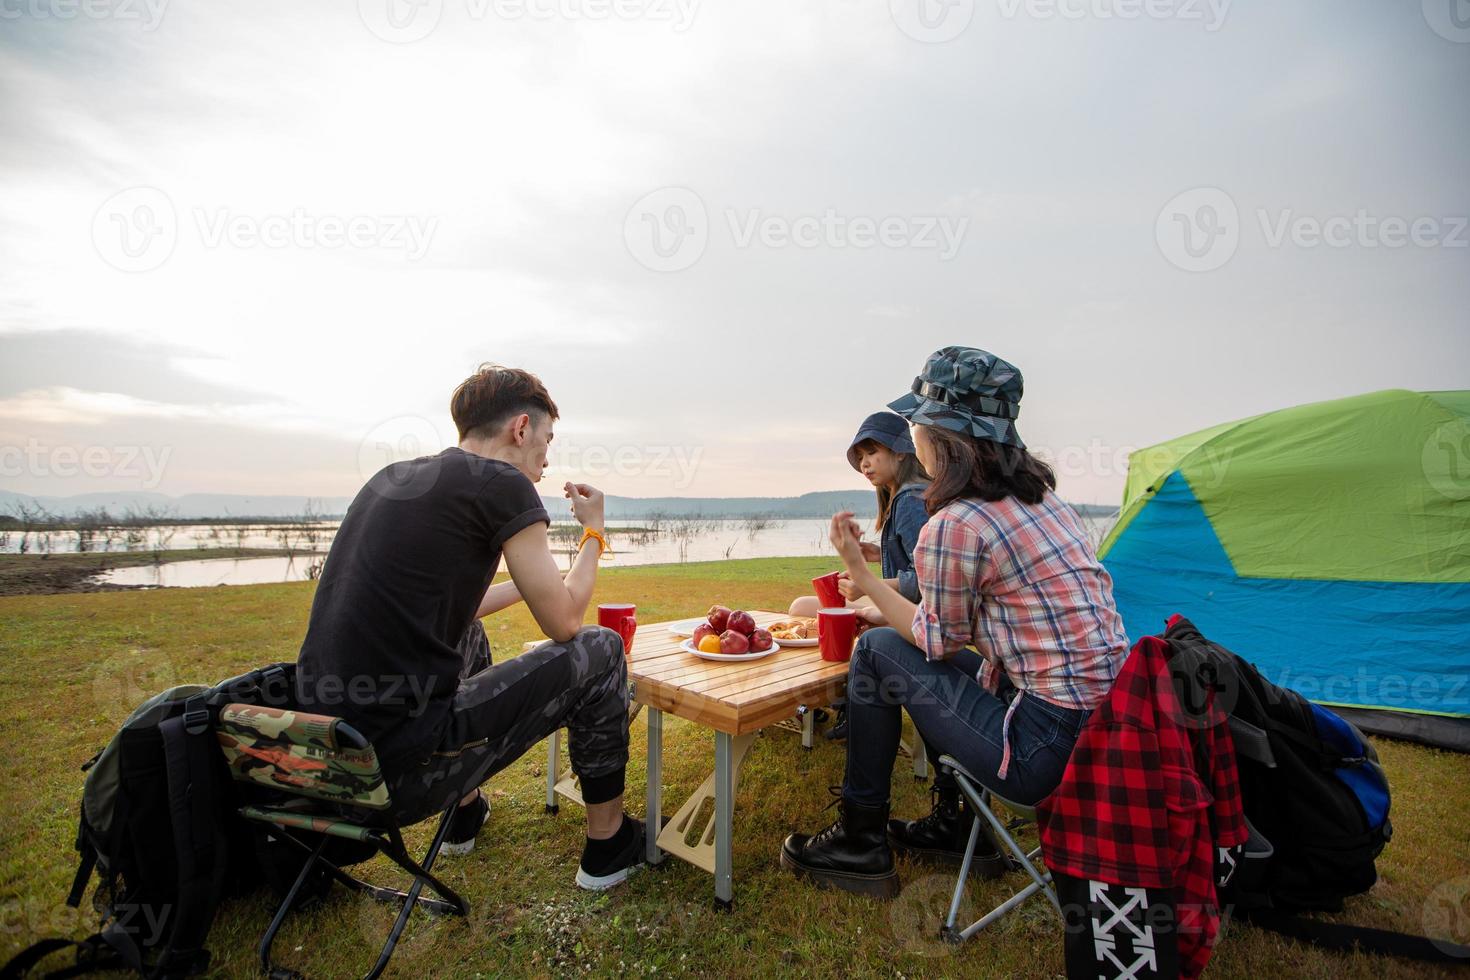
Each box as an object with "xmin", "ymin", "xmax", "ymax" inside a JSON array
[{"xmin": 887, "ymin": 346, "xmax": 1025, "ymax": 448}]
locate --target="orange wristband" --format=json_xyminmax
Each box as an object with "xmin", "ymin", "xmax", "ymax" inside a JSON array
[{"xmin": 579, "ymin": 527, "xmax": 611, "ymax": 557}]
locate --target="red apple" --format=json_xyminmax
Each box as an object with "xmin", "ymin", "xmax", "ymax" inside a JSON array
[
  {"xmin": 692, "ymin": 622, "xmax": 717, "ymax": 645},
  {"xmin": 749, "ymin": 628, "xmax": 773, "ymax": 653},
  {"xmin": 707, "ymin": 605, "xmax": 732, "ymax": 632},
  {"xmin": 719, "ymin": 629, "xmax": 750, "ymax": 655},
  {"xmin": 727, "ymin": 610, "xmax": 756, "ymax": 637}
]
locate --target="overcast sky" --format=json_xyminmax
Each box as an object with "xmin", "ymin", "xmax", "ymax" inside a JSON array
[{"xmin": 1, "ymin": 0, "xmax": 1466, "ymax": 506}]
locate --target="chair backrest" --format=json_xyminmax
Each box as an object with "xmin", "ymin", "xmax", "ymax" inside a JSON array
[{"xmin": 216, "ymin": 703, "xmax": 391, "ymax": 810}]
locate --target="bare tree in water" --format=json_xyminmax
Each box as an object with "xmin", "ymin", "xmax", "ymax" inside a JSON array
[
  {"xmin": 72, "ymin": 507, "xmax": 113, "ymax": 553},
  {"xmin": 667, "ymin": 515, "xmax": 716, "ymax": 563},
  {"xmin": 8, "ymin": 500, "xmax": 46, "ymax": 555},
  {"xmin": 741, "ymin": 512, "xmax": 782, "ymax": 540}
]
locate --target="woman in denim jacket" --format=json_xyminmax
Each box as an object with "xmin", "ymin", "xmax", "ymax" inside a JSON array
[{"xmin": 791, "ymin": 412, "xmax": 930, "ymax": 739}]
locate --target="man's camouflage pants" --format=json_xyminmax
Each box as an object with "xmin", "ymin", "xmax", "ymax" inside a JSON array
[{"xmin": 383, "ymin": 624, "xmax": 629, "ymax": 825}]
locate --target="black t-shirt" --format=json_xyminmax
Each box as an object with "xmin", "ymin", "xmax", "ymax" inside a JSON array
[{"xmin": 295, "ymin": 447, "xmax": 549, "ymax": 768}]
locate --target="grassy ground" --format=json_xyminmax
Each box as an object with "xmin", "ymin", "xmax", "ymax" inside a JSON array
[
  {"xmin": 1, "ymin": 556, "xmax": 1466, "ymax": 978},
  {"xmin": 0, "ymin": 549, "xmax": 325, "ymax": 596}
]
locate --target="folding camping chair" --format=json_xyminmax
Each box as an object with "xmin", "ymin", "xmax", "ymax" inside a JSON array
[
  {"xmin": 936, "ymin": 755, "xmax": 1063, "ymax": 944},
  {"xmin": 216, "ymin": 703, "xmax": 470, "ymax": 980}
]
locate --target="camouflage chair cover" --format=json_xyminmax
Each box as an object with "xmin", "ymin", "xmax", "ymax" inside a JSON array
[
  {"xmin": 215, "ymin": 703, "xmax": 467, "ymax": 980},
  {"xmin": 218, "ymin": 703, "xmax": 390, "ymax": 816}
]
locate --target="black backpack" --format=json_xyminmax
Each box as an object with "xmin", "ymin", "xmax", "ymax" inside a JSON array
[
  {"xmin": 1163, "ymin": 616, "xmax": 1469, "ymax": 965},
  {"xmin": 2, "ymin": 664, "xmax": 370, "ymax": 980}
]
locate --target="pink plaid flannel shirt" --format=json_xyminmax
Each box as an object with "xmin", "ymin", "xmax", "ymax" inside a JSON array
[{"xmin": 909, "ymin": 491, "xmax": 1129, "ymax": 777}]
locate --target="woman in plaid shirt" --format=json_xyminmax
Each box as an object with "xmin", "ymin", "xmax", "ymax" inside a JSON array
[{"xmin": 781, "ymin": 347, "xmax": 1130, "ymax": 900}]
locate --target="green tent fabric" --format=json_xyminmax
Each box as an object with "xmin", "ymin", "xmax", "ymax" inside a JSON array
[{"xmin": 1100, "ymin": 389, "xmax": 1470, "ymax": 750}]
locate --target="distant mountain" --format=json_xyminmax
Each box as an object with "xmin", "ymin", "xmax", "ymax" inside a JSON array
[{"xmin": 0, "ymin": 488, "xmax": 1118, "ymax": 522}]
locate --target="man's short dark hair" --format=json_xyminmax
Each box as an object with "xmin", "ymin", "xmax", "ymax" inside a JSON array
[{"xmin": 450, "ymin": 364, "xmax": 560, "ymax": 441}]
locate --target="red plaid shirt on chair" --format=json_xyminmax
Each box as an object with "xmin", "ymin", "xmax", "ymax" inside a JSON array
[
  {"xmin": 908, "ymin": 491, "xmax": 1129, "ymax": 777},
  {"xmin": 1038, "ymin": 631, "xmax": 1250, "ymax": 979}
]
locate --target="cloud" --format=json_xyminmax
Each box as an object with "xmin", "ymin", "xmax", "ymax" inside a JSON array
[{"xmin": 0, "ymin": 1, "xmax": 1466, "ymax": 508}]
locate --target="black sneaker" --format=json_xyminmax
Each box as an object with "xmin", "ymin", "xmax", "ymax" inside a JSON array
[
  {"xmin": 575, "ymin": 815, "xmax": 647, "ymax": 891},
  {"xmin": 440, "ymin": 792, "xmax": 490, "ymax": 857}
]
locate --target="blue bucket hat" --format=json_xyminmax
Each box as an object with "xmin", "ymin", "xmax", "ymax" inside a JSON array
[
  {"xmin": 846, "ymin": 412, "xmax": 917, "ymax": 470},
  {"xmin": 887, "ymin": 346, "xmax": 1025, "ymax": 448}
]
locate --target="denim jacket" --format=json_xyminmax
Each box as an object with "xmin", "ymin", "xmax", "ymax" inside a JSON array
[{"xmin": 881, "ymin": 481, "xmax": 929, "ymax": 603}]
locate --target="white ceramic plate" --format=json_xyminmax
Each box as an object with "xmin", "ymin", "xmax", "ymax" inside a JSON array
[
  {"xmin": 666, "ymin": 618, "xmax": 708, "ymax": 637},
  {"xmin": 767, "ymin": 635, "xmax": 819, "ymax": 648},
  {"xmin": 679, "ymin": 637, "xmax": 780, "ymax": 662}
]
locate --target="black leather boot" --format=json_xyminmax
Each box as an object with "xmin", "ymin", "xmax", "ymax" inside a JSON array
[
  {"xmin": 887, "ymin": 776, "xmax": 1010, "ymax": 878},
  {"xmin": 780, "ymin": 794, "xmax": 900, "ymax": 899}
]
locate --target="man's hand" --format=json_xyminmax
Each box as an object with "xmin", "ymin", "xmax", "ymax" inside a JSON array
[{"xmin": 565, "ymin": 482, "xmax": 604, "ymax": 531}]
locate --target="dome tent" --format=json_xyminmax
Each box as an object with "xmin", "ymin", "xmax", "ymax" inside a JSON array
[{"xmin": 1099, "ymin": 389, "xmax": 1470, "ymax": 751}]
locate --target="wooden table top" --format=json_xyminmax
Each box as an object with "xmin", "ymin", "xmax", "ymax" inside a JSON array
[{"xmin": 628, "ymin": 610, "xmax": 849, "ymax": 736}]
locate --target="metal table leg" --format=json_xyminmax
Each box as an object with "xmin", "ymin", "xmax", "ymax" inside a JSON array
[
  {"xmin": 800, "ymin": 706, "xmax": 815, "ymax": 750},
  {"xmin": 912, "ymin": 729, "xmax": 929, "ymax": 781},
  {"xmin": 646, "ymin": 708, "xmax": 664, "ymax": 865},
  {"xmin": 714, "ymin": 730, "xmax": 734, "ymax": 911},
  {"xmin": 545, "ymin": 728, "xmax": 560, "ymax": 814}
]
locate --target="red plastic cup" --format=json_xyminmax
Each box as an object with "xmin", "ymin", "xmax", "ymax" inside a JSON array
[
  {"xmin": 597, "ymin": 603, "xmax": 637, "ymax": 655},
  {"xmin": 812, "ymin": 571, "xmax": 845, "ymax": 609},
  {"xmin": 818, "ymin": 607, "xmax": 858, "ymax": 663}
]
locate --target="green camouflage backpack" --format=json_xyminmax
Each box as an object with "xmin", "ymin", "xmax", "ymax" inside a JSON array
[{"xmin": 3, "ymin": 665, "xmax": 294, "ymax": 979}]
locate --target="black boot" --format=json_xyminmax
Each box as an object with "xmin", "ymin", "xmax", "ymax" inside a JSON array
[
  {"xmin": 780, "ymin": 793, "xmax": 900, "ymax": 899},
  {"xmin": 823, "ymin": 704, "xmax": 848, "ymax": 741},
  {"xmin": 887, "ymin": 777, "xmax": 1010, "ymax": 879}
]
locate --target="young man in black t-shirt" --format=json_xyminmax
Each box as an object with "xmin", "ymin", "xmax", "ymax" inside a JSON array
[{"xmin": 296, "ymin": 364, "xmax": 642, "ymax": 890}]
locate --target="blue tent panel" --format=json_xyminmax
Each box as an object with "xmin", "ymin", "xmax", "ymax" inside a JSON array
[{"xmin": 1104, "ymin": 472, "xmax": 1470, "ymax": 719}]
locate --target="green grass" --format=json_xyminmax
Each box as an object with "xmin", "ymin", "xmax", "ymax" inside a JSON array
[{"xmin": 1, "ymin": 557, "xmax": 1466, "ymax": 978}]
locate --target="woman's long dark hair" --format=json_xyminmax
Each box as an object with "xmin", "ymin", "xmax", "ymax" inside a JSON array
[{"xmin": 920, "ymin": 425, "xmax": 1055, "ymax": 514}]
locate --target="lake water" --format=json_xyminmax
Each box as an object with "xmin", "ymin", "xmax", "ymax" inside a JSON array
[
  {"xmin": 81, "ymin": 516, "xmax": 1115, "ymax": 589},
  {"xmin": 1, "ymin": 522, "xmax": 338, "ymax": 555}
]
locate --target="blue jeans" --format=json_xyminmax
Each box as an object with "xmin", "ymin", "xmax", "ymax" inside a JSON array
[{"xmin": 844, "ymin": 628, "xmax": 1090, "ymax": 808}]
